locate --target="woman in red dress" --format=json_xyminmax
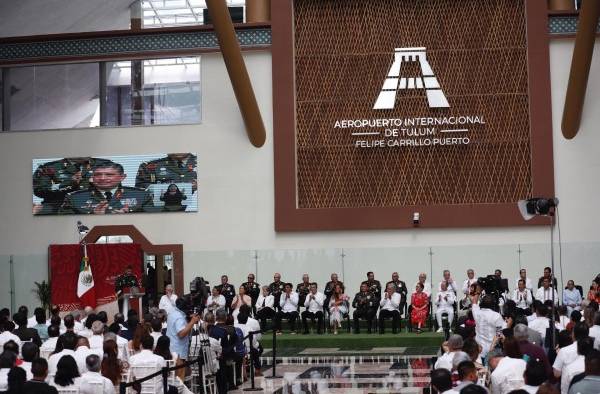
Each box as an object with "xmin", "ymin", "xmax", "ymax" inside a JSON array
[{"xmin": 411, "ymin": 282, "xmax": 429, "ymax": 334}]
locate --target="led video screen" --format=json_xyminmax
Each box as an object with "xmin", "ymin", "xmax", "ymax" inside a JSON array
[{"xmin": 32, "ymin": 153, "xmax": 197, "ymax": 215}]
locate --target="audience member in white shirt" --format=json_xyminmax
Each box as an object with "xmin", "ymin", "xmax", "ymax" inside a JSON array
[
  {"xmin": 0, "ymin": 351, "xmax": 16, "ymax": 391},
  {"xmin": 105, "ymin": 326, "xmax": 129, "ymax": 362},
  {"xmin": 521, "ymin": 359, "xmax": 547, "ymax": 394},
  {"xmin": 158, "ymin": 284, "xmax": 178, "ymax": 314},
  {"xmin": 150, "ymin": 318, "xmax": 163, "ymax": 349},
  {"xmin": 562, "ymin": 280, "xmax": 583, "ymax": 317},
  {"xmin": 553, "ymin": 322, "xmax": 589, "ymax": 379},
  {"xmin": 205, "ymin": 287, "xmax": 226, "ymax": 316},
  {"xmin": 589, "ymin": 311, "xmax": 600, "ymax": 350},
  {"xmin": 0, "ymin": 320, "xmax": 21, "ymax": 350},
  {"xmin": 561, "ymin": 337, "xmax": 593, "ymax": 394},
  {"xmin": 515, "ymin": 269, "xmax": 533, "ymax": 292},
  {"xmin": 48, "ymin": 332, "xmax": 78, "ymax": 376},
  {"xmin": 255, "ymin": 286, "xmax": 275, "ymax": 331},
  {"xmin": 435, "ymin": 282, "xmax": 456, "ymax": 333},
  {"xmin": 80, "ymin": 306, "xmax": 95, "ymax": 327},
  {"xmin": 88, "ymin": 321, "xmax": 105, "ymax": 352},
  {"xmin": 20, "ymin": 342, "xmax": 38, "ymax": 380},
  {"xmin": 462, "ymin": 269, "xmax": 478, "ymax": 296},
  {"xmin": 415, "ymin": 273, "xmax": 432, "ymax": 297},
  {"xmin": 275, "ymin": 283, "xmax": 299, "ymax": 334},
  {"xmin": 489, "ymin": 338, "xmax": 527, "ymax": 394},
  {"xmin": 535, "ymin": 278, "xmax": 559, "ymax": 304},
  {"xmin": 74, "ymin": 337, "xmax": 101, "ymax": 376},
  {"xmin": 379, "ymin": 284, "xmax": 402, "ymax": 334},
  {"xmin": 40, "ymin": 325, "xmax": 60, "ymax": 356},
  {"xmin": 512, "ymin": 280, "xmax": 533, "ymax": 313},
  {"xmin": 434, "ymin": 335, "xmax": 464, "ymax": 371},
  {"xmin": 438, "ymin": 270, "xmax": 459, "ymax": 295},
  {"xmin": 470, "ymin": 293, "xmax": 505, "ymax": 358},
  {"xmin": 79, "ymin": 354, "xmax": 115, "ymax": 394},
  {"xmin": 301, "ymin": 283, "xmax": 325, "ymax": 334},
  {"xmin": 50, "ymin": 354, "xmax": 82, "ymax": 391},
  {"xmin": 129, "ymin": 335, "xmax": 166, "ymax": 394},
  {"xmin": 528, "ymin": 303, "xmax": 551, "ymax": 342}
]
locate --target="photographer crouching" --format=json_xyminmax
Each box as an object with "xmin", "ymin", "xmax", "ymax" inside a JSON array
[{"xmin": 167, "ymin": 296, "xmax": 202, "ymax": 380}]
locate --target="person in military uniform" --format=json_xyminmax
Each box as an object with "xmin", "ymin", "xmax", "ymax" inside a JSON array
[
  {"xmin": 215, "ymin": 275, "xmax": 236, "ymax": 312},
  {"xmin": 135, "ymin": 153, "xmax": 197, "ymax": 191},
  {"xmin": 59, "ymin": 162, "xmax": 154, "ymax": 214},
  {"xmin": 115, "ymin": 265, "xmax": 140, "ymax": 313},
  {"xmin": 241, "ymin": 273, "xmax": 261, "ymax": 316},
  {"xmin": 324, "ymin": 273, "xmax": 344, "ymax": 313},
  {"xmin": 386, "ymin": 272, "xmax": 408, "ymax": 316},
  {"xmin": 33, "ymin": 157, "xmax": 115, "ymax": 215},
  {"xmin": 361, "ymin": 271, "xmax": 382, "ymax": 300},
  {"xmin": 268, "ymin": 273, "xmax": 286, "ymax": 312},
  {"xmin": 352, "ymin": 283, "xmax": 378, "ymax": 334},
  {"xmin": 296, "ymin": 274, "xmax": 312, "ymax": 308}
]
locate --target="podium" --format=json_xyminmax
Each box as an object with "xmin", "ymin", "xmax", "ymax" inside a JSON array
[{"xmin": 121, "ymin": 287, "xmax": 145, "ymax": 317}]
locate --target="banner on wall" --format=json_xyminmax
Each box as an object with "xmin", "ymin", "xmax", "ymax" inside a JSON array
[
  {"xmin": 32, "ymin": 153, "xmax": 197, "ymax": 215},
  {"xmin": 49, "ymin": 243, "xmax": 142, "ymax": 311}
]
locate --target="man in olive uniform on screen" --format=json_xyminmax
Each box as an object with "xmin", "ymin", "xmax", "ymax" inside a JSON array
[
  {"xmin": 268, "ymin": 273, "xmax": 286, "ymax": 312},
  {"xmin": 241, "ymin": 274, "xmax": 261, "ymax": 316},
  {"xmin": 215, "ymin": 275, "xmax": 236, "ymax": 311},
  {"xmin": 135, "ymin": 153, "xmax": 197, "ymax": 191},
  {"xmin": 386, "ymin": 272, "xmax": 408, "ymax": 315},
  {"xmin": 59, "ymin": 162, "xmax": 154, "ymax": 214},
  {"xmin": 361, "ymin": 271, "xmax": 382, "ymax": 300},
  {"xmin": 352, "ymin": 283, "xmax": 378, "ymax": 334},
  {"xmin": 33, "ymin": 157, "xmax": 114, "ymax": 215},
  {"xmin": 296, "ymin": 274, "xmax": 312, "ymax": 307}
]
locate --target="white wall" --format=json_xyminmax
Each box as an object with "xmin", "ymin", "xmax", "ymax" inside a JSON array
[{"xmin": 1, "ymin": 42, "xmax": 600, "ymax": 309}]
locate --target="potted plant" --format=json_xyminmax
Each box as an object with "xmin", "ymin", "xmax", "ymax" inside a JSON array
[{"xmin": 32, "ymin": 280, "xmax": 51, "ymax": 316}]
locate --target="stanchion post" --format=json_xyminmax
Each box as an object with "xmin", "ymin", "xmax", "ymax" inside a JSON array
[
  {"xmin": 119, "ymin": 382, "xmax": 126, "ymax": 394},
  {"xmin": 162, "ymin": 367, "xmax": 169, "ymax": 394},
  {"xmin": 265, "ymin": 329, "xmax": 282, "ymax": 379},
  {"xmin": 243, "ymin": 331, "xmax": 263, "ymax": 391}
]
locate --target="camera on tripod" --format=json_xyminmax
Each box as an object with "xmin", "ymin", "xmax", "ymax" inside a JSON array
[{"xmin": 188, "ymin": 276, "xmax": 210, "ymax": 315}]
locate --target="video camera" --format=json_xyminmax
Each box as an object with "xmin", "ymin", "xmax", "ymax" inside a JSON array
[
  {"xmin": 175, "ymin": 295, "xmax": 202, "ymax": 320},
  {"xmin": 188, "ymin": 276, "xmax": 210, "ymax": 313},
  {"xmin": 477, "ymin": 275, "xmax": 501, "ymax": 295}
]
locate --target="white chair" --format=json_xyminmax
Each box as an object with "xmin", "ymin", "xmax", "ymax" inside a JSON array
[
  {"xmin": 55, "ymin": 387, "xmax": 79, "ymax": 394},
  {"xmin": 40, "ymin": 348, "xmax": 52, "ymax": 359},
  {"xmin": 81, "ymin": 380, "xmax": 105, "ymax": 394},
  {"xmin": 130, "ymin": 364, "xmax": 162, "ymax": 394}
]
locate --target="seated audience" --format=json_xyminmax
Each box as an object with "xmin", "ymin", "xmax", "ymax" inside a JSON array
[
  {"xmin": 537, "ymin": 267, "xmax": 558, "ymax": 289},
  {"xmin": 50, "ymin": 355, "xmax": 81, "ymax": 391},
  {"xmin": 411, "ymin": 282, "xmax": 430, "ymax": 334},
  {"xmin": 512, "ymin": 280, "xmax": 533, "ymax": 315},
  {"xmin": 274, "ymin": 283, "xmax": 299, "ymax": 334},
  {"xmin": 462, "ymin": 269, "xmax": 478, "ymax": 296},
  {"xmin": 586, "ymin": 282, "xmax": 600, "ymax": 304},
  {"xmin": 522, "ymin": 359, "xmax": 548, "ymax": 394},
  {"xmin": 79, "ymin": 354, "xmax": 115, "ymax": 394},
  {"xmin": 74, "ymin": 337, "xmax": 99, "ymax": 376},
  {"xmin": 513, "ymin": 323, "xmax": 552, "ymax": 380},
  {"xmin": 516, "ymin": 269, "xmax": 533, "ymax": 292},
  {"xmin": 352, "ymin": 283, "xmax": 377, "ymax": 334},
  {"xmin": 563, "ymin": 280, "xmax": 583, "ymax": 317},
  {"xmin": 561, "ymin": 337, "xmax": 594, "ymax": 394},
  {"xmin": 439, "ymin": 270, "xmax": 459, "ymax": 295},
  {"xmin": 0, "ymin": 320, "xmax": 21, "ymax": 350},
  {"xmin": 553, "ymin": 323, "xmax": 589, "ymax": 379},
  {"xmin": 529, "ymin": 304, "xmax": 550, "ymax": 342},
  {"xmin": 489, "ymin": 337, "xmax": 527, "ymax": 394},
  {"xmin": 431, "ymin": 368, "xmax": 453, "ymax": 394},
  {"xmin": 48, "ymin": 331, "xmax": 78, "ymax": 375},
  {"xmin": 150, "ymin": 318, "xmax": 163, "ymax": 348},
  {"xmin": 230, "ymin": 285, "xmax": 252, "ymax": 320},
  {"xmin": 100, "ymin": 339, "xmax": 124, "ymax": 390},
  {"xmin": 415, "ymin": 273, "xmax": 432, "ymax": 297},
  {"xmin": 21, "ymin": 341, "xmax": 39, "ymax": 380},
  {"xmin": 435, "ymin": 334, "xmax": 464, "ymax": 371},
  {"xmin": 129, "ymin": 335, "xmax": 165, "ymax": 369},
  {"xmin": 23, "ymin": 358, "xmax": 58, "ymax": 394},
  {"xmin": 536, "ymin": 278, "xmax": 559, "ymax": 304},
  {"xmin": 453, "ymin": 360, "xmax": 480, "ymax": 392},
  {"xmin": 206, "ymin": 287, "xmax": 226, "ymax": 316},
  {"xmin": 40, "ymin": 325, "xmax": 60, "ymax": 355},
  {"xmin": 158, "ymin": 284, "xmax": 178, "ymax": 314},
  {"xmin": 436, "ymin": 282, "xmax": 457, "ymax": 333},
  {"xmin": 32, "ymin": 308, "xmax": 49, "ymax": 342},
  {"xmin": 255, "ymin": 286, "xmax": 275, "ymax": 331},
  {"xmin": 0, "ymin": 351, "xmax": 17, "ymax": 391},
  {"xmin": 4, "ymin": 366, "xmax": 26, "ymax": 394},
  {"xmin": 328, "ymin": 283, "xmax": 348, "ymax": 335},
  {"xmin": 302, "ymin": 283, "xmax": 325, "ymax": 335},
  {"xmin": 589, "ymin": 311, "xmax": 600, "ymax": 350}
]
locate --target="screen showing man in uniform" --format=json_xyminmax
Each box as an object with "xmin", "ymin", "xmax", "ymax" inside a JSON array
[{"xmin": 32, "ymin": 153, "xmax": 198, "ymax": 215}]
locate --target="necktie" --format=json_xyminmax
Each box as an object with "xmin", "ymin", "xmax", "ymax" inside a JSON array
[
  {"xmin": 262, "ymin": 299, "xmax": 265, "ymax": 307},
  {"xmin": 104, "ymin": 191, "xmax": 112, "ymax": 201}
]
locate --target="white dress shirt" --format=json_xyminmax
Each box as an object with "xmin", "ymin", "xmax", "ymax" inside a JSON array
[
  {"xmin": 535, "ymin": 287, "xmax": 559, "ymax": 303},
  {"xmin": 438, "ymin": 280, "xmax": 459, "ymax": 295},
  {"xmin": 78, "ymin": 328, "xmax": 93, "ymax": 338},
  {"xmin": 515, "ymin": 277, "xmax": 533, "ymax": 291},
  {"xmin": 472, "ymin": 304, "xmax": 505, "ymax": 357},
  {"xmin": 529, "ymin": 316, "xmax": 550, "ymax": 341},
  {"xmin": 490, "ymin": 357, "xmax": 526, "ymax": 394},
  {"xmin": 89, "ymin": 334, "xmax": 104, "ymax": 351},
  {"xmin": 434, "ymin": 351, "xmax": 457, "ymax": 371},
  {"xmin": 41, "ymin": 336, "xmax": 59, "ymax": 353},
  {"xmin": 435, "ymin": 291, "xmax": 456, "ymax": 309},
  {"xmin": 379, "ymin": 292, "xmax": 401, "ymax": 311},
  {"xmin": 462, "ymin": 278, "xmax": 478, "ymax": 295},
  {"xmin": 20, "ymin": 361, "xmax": 33, "ymax": 380},
  {"xmin": 205, "ymin": 295, "xmax": 226, "ymax": 312},
  {"xmin": 74, "ymin": 346, "xmax": 102, "ymax": 375},
  {"xmin": 562, "ymin": 289, "xmax": 582, "ymax": 309},
  {"xmin": 304, "ymin": 292, "xmax": 325, "ymax": 313},
  {"xmin": 79, "ymin": 371, "xmax": 116, "ymax": 394},
  {"xmin": 159, "ymin": 294, "xmax": 178, "ymax": 313},
  {"xmin": 521, "ymin": 385, "xmax": 539, "ymax": 394},
  {"xmin": 73, "ymin": 321, "xmax": 84, "ymax": 334},
  {"xmin": 280, "ymin": 292, "xmax": 299, "ymax": 313},
  {"xmin": 150, "ymin": 332, "xmax": 163, "ymax": 349},
  {"xmin": 0, "ymin": 331, "xmax": 21, "ymax": 349},
  {"xmin": 129, "ymin": 349, "xmax": 166, "ymax": 369},
  {"xmin": 49, "ymin": 377, "xmax": 81, "ymax": 391},
  {"xmin": 511, "ymin": 289, "xmax": 533, "ymax": 309},
  {"xmin": 553, "ymin": 341, "xmax": 579, "ymax": 375},
  {"xmin": 246, "ymin": 317, "xmax": 261, "ymax": 342},
  {"xmin": 48, "ymin": 349, "xmax": 76, "ymax": 375},
  {"xmin": 589, "ymin": 325, "xmax": 600, "ymax": 350},
  {"xmin": 561, "ymin": 355, "xmax": 585, "ymax": 394},
  {"xmin": 27, "ymin": 315, "xmax": 38, "ymax": 328},
  {"xmin": 255, "ymin": 294, "xmax": 274, "ymax": 311}
]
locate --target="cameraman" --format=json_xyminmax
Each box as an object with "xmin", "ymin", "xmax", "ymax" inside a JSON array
[
  {"xmin": 167, "ymin": 297, "xmax": 201, "ymax": 380},
  {"xmin": 470, "ymin": 292, "xmax": 505, "ymax": 360}
]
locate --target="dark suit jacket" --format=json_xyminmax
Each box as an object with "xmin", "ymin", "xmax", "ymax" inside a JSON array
[{"xmin": 23, "ymin": 380, "xmax": 59, "ymax": 394}]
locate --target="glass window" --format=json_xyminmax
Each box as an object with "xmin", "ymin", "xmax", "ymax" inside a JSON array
[
  {"xmin": 105, "ymin": 56, "xmax": 201, "ymax": 127},
  {"xmin": 142, "ymin": 0, "xmax": 245, "ymax": 28},
  {"xmin": 9, "ymin": 63, "xmax": 100, "ymax": 131}
]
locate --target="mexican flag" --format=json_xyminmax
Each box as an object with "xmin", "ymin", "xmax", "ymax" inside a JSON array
[{"xmin": 77, "ymin": 244, "xmax": 96, "ymax": 308}]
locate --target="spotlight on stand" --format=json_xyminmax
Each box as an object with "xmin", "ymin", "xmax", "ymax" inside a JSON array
[{"xmin": 517, "ymin": 197, "xmax": 559, "ymax": 220}]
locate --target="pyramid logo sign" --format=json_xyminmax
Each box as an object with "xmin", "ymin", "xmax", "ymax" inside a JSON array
[{"xmin": 374, "ymin": 47, "xmax": 450, "ymax": 110}]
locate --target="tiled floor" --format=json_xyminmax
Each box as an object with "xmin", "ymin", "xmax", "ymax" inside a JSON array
[{"xmin": 229, "ymin": 356, "xmax": 435, "ymax": 394}]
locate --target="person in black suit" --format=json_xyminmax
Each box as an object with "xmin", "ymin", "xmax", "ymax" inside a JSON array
[
  {"xmin": 23, "ymin": 358, "xmax": 58, "ymax": 394},
  {"xmin": 12, "ymin": 312, "xmax": 41, "ymax": 347}
]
